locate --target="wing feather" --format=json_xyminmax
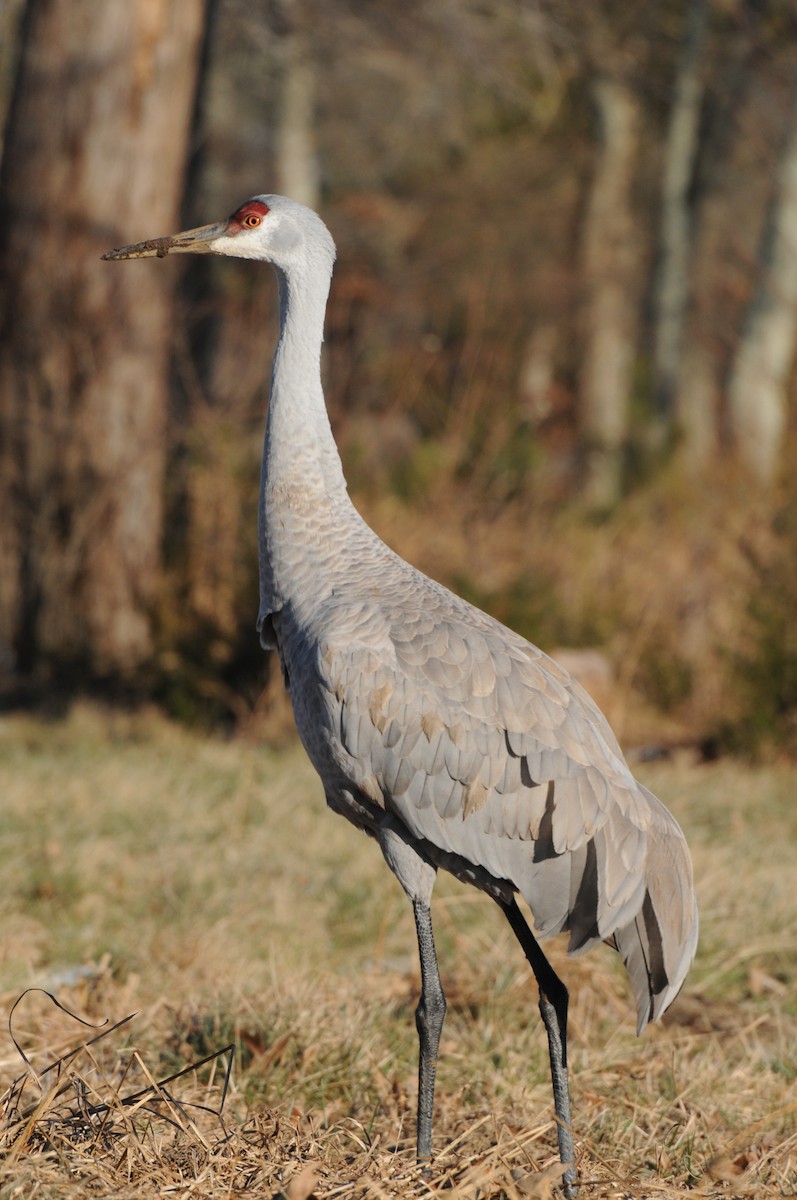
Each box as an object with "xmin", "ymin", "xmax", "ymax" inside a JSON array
[{"xmin": 311, "ymin": 585, "xmax": 695, "ymax": 1026}]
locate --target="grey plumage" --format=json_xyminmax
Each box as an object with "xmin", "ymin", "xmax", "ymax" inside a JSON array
[
  {"xmin": 290, "ymin": 558, "xmax": 695, "ymax": 1029},
  {"xmin": 104, "ymin": 194, "xmax": 698, "ymax": 1194}
]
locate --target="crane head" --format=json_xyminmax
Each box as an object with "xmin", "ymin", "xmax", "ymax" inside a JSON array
[{"xmin": 102, "ymin": 194, "xmax": 336, "ymax": 272}]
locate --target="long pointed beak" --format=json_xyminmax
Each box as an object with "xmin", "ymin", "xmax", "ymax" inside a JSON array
[{"xmin": 102, "ymin": 218, "xmax": 230, "ymax": 260}]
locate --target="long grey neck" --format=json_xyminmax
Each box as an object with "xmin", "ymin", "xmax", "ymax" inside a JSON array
[
  {"xmin": 258, "ymin": 259, "xmax": 354, "ymax": 623},
  {"xmin": 266, "ymin": 265, "xmax": 347, "ymax": 495}
]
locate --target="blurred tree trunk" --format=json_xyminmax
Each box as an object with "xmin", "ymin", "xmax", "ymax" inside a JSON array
[
  {"xmin": 0, "ymin": 0, "xmax": 205, "ymax": 683},
  {"xmin": 674, "ymin": 5, "xmax": 764, "ymax": 472},
  {"xmin": 0, "ymin": 0, "xmax": 26, "ymax": 167},
  {"xmin": 726, "ymin": 83, "xmax": 797, "ymax": 483},
  {"xmin": 651, "ymin": 0, "xmax": 707, "ymax": 443},
  {"xmin": 275, "ymin": 0, "xmax": 319, "ymax": 209},
  {"xmin": 580, "ymin": 73, "xmax": 640, "ymax": 507}
]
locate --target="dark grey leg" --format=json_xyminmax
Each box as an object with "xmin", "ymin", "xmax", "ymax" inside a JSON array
[
  {"xmin": 500, "ymin": 895, "xmax": 577, "ymax": 1197},
  {"xmin": 412, "ymin": 898, "xmax": 447, "ymax": 1163}
]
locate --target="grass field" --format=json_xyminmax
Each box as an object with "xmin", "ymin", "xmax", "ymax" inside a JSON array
[{"xmin": 0, "ymin": 703, "xmax": 795, "ymax": 1197}]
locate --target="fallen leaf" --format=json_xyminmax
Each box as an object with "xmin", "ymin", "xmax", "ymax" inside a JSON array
[
  {"xmin": 748, "ymin": 963, "xmax": 787, "ymax": 997},
  {"xmin": 705, "ymin": 1151, "xmax": 747, "ymax": 1182},
  {"xmin": 655, "ymin": 1146, "xmax": 672, "ymax": 1174},
  {"xmin": 511, "ymin": 1161, "xmax": 569, "ymax": 1199},
  {"xmin": 285, "ymin": 1162, "xmax": 319, "ymax": 1200}
]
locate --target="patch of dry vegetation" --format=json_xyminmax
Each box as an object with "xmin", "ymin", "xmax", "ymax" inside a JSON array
[
  {"xmin": 0, "ymin": 705, "xmax": 795, "ymax": 1197},
  {"xmin": 353, "ymin": 461, "xmax": 764, "ymax": 756}
]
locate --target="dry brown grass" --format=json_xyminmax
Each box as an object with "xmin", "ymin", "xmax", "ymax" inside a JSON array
[
  {"xmin": 351, "ymin": 461, "xmax": 766, "ymax": 754},
  {"xmin": 0, "ymin": 703, "xmax": 795, "ymax": 1197}
]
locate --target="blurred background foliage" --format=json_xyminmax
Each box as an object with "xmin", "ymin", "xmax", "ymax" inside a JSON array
[{"xmin": 2, "ymin": 0, "xmax": 797, "ymax": 755}]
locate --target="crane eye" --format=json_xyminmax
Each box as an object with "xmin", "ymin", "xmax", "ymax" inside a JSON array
[{"xmin": 229, "ymin": 200, "xmax": 270, "ymax": 233}]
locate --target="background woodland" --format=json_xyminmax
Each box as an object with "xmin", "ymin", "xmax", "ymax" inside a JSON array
[{"xmin": 2, "ymin": 0, "xmax": 797, "ymax": 754}]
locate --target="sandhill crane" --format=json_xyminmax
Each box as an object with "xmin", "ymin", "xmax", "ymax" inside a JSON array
[{"xmin": 104, "ymin": 195, "xmax": 698, "ymax": 1194}]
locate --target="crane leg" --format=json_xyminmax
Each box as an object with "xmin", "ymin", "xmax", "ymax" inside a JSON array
[
  {"xmin": 412, "ymin": 898, "xmax": 447, "ymax": 1164},
  {"xmin": 499, "ymin": 895, "xmax": 577, "ymax": 1197}
]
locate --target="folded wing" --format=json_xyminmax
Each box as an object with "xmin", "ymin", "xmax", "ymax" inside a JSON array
[{"xmin": 317, "ymin": 583, "xmax": 697, "ymax": 1031}]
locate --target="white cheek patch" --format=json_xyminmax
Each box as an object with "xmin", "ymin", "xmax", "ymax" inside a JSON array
[{"xmin": 268, "ymin": 221, "xmax": 301, "ymax": 254}]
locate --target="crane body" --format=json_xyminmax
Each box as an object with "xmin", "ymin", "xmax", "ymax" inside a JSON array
[{"xmin": 104, "ymin": 195, "xmax": 698, "ymax": 1195}]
